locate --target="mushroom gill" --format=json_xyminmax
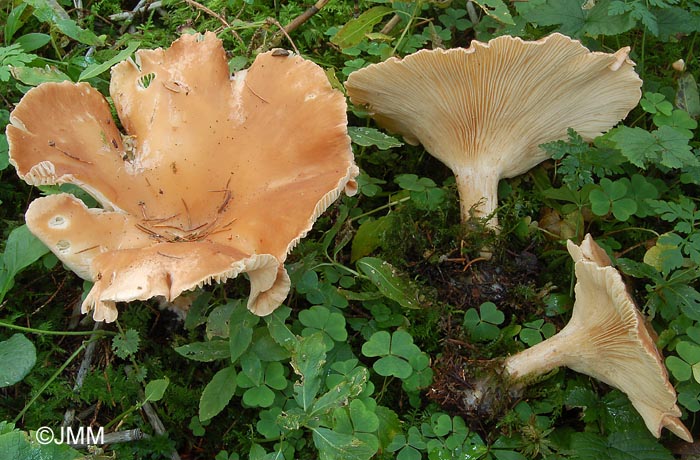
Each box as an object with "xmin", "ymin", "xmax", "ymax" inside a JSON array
[
  {"xmin": 504, "ymin": 235, "xmax": 690, "ymax": 441},
  {"xmin": 345, "ymin": 33, "xmax": 642, "ymax": 227}
]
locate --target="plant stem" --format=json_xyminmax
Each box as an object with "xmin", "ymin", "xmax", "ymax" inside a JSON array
[
  {"xmin": 684, "ymin": 33, "xmax": 697, "ymax": 64},
  {"xmin": 603, "ymin": 227, "xmax": 660, "ymax": 238},
  {"xmin": 348, "ymin": 196, "xmax": 410, "ymax": 223},
  {"xmin": 0, "ymin": 320, "xmax": 116, "ymax": 336},
  {"xmin": 391, "ymin": 2, "xmax": 419, "ymax": 55},
  {"xmin": 14, "ymin": 340, "xmax": 90, "ymax": 423},
  {"xmin": 104, "ymin": 404, "xmax": 141, "ymax": 430},
  {"xmin": 639, "ymin": 28, "xmax": 646, "ymax": 77},
  {"xmin": 312, "ymin": 262, "xmax": 360, "ymax": 277}
]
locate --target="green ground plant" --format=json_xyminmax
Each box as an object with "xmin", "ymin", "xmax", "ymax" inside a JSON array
[{"xmin": 1, "ymin": 0, "xmax": 699, "ymax": 459}]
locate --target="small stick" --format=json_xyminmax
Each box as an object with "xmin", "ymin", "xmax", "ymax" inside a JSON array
[
  {"xmin": 380, "ymin": 14, "xmax": 402, "ymax": 35},
  {"xmin": 103, "ymin": 428, "xmax": 146, "ymax": 443},
  {"xmin": 109, "ymin": 1, "xmax": 161, "ymax": 21},
  {"xmin": 142, "ymin": 401, "xmax": 181, "ymax": 460},
  {"xmin": 466, "ymin": 0, "xmax": 480, "ymax": 24},
  {"xmin": 73, "ymin": 0, "xmax": 83, "ymax": 19},
  {"xmin": 217, "ymin": 190, "xmax": 232, "ymax": 214},
  {"xmin": 284, "ymin": 0, "xmax": 329, "ymax": 35},
  {"xmin": 181, "ymin": 0, "xmax": 228, "ymax": 27},
  {"xmin": 268, "ymin": 18, "xmax": 300, "ymax": 55},
  {"xmin": 75, "ymin": 245, "xmax": 100, "ymax": 254},
  {"xmin": 73, "ymin": 323, "xmax": 103, "ymax": 391},
  {"xmin": 245, "ymin": 81, "xmax": 269, "ymax": 103},
  {"xmin": 142, "ymin": 214, "xmax": 181, "ymax": 224},
  {"xmin": 132, "ymin": 0, "xmax": 148, "ymax": 12},
  {"xmin": 207, "ymin": 218, "xmax": 237, "ymax": 237},
  {"xmin": 265, "ymin": 0, "xmax": 329, "ymax": 51},
  {"xmin": 157, "ymin": 252, "xmax": 184, "ymax": 260},
  {"xmin": 182, "ymin": 216, "xmax": 219, "ymax": 241},
  {"xmin": 462, "ymin": 256, "xmax": 487, "ymax": 272},
  {"xmin": 32, "ymin": 275, "xmax": 68, "ymax": 316},
  {"xmin": 135, "ymin": 223, "xmax": 166, "ymax": 241},
  {"xmin": 181, "ymin": 198, "xmax": 192, "ymax": 231},
  {"xmin": 139, "ymin": 201, "xmax": 182, "ymax": 225},
  {"xmin": 183, "ymin": 221, "xmax": 208, "ymax": 233},
  {"xmin": 62, "ymin": 321, "xmax": 104, "ymax": 429},
  {"xmin": 48, "ymin": 141, "xmax": 93, "ymax": 164},
  {"xmin": 212, "ymin": 179, "xmax": 233, "ymax": 214},
  {"xmin": 67, "ymin": 428, "xmax": 147, "ymax": 448}
]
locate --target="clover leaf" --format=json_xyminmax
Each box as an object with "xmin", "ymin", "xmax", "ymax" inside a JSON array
[
  {"xmin": 387, "ymin": 426, "xmax": 426, "ymax": 460},
  {"xmin": 237, "ymin": 361, "xmax": 288, "ymax": 408},
  {"xmin": 589, "ymin": 178, "xmax": 637, "ymax": 221},
  {"xmin": 395, "ymin": 174, "xmax": 447, "ymax": 211},
  {"xmin": 362, "ymin": 330, "xmax": 424, "ymax": 379},
  {"xmin": 463, "ymin": 302, "xmax": 505, "ymax": 341},
  {"xmin": 299, "ymin": 305, "xmax": 348, "ymax": 351},
  {"xmin": 640, "ymin": 92, "xmax": 673, "ymax": 116},
  {"xmin": 677, "ymin": 381, "xmax": 700, "ymax": 412},
  {"xmin": 666, "ymin": 341, "xmax": 700, "ymax": 382},
  {"xmin": 520, "ymin": 319, "xmax": 557, "ymax": 346}
]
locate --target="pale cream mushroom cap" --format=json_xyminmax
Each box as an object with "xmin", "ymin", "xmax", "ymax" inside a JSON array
[
  {"xmin": 345, "ymin": 33, "xmax": 642, "ymax": 226},
  {"xmin": 566, "ymin": 236, "xmax": 691, "ymax": 441},
  {"xmin": 8, "ymin": 32, "xmax": 358, "ymax": 321},
  {"xmin": 505, "ymin": 234, "xmax": 691, "ymax": 442}
]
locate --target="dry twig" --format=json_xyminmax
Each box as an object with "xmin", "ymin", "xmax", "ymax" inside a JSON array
[
  {"xmin": 181, "ymin": 0, "xmax": 229, "ymax": 27},
  {"xmin": 264, "ymin": 0, "xmax": 330, "ymax": 50},
  {"xmin": 284, "ymin": 0, "xmax": 329, "ymax": 35},
  {"xmin": 109, "ymin": 0, "xmax": 161, "ymax": 21},
  {"xmin": 380, "ymin": 13, "xmax": 402, "ymax": 35},
  {"xmin": 62, "ymin": 321, "xmax": 104, "ymax": 428}
]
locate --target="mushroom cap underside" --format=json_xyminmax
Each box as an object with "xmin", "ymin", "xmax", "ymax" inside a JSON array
[
  {"xmin": 345, "ymin": 33, "xmax": 642, "ymax": 178},
  {"xmin": 566, "ymin": 235, "xmax": 691, "ymax": 442}
]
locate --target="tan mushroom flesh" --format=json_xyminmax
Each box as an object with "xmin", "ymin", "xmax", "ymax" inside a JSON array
[
  {"xmin": 345, "ymin": 33, "xmax": 642, "ymax": 227},
  {"xmin": 8, "ymin": 32, "xmax": 358, "ymax": 322},
  {"xmin": 503, "ymin": 234, "xmax": 692, "ymax": 442}
]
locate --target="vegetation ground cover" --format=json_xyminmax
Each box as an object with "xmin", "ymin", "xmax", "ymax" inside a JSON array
[{"xmin": 0, "ymin": 0, "xmax": 699, "ymax": 459}]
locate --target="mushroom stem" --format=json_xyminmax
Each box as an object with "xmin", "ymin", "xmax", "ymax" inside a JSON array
[
  {"xmin": 503, "ymin": 325, "xmax": 576, "ymax": 380},
  {"xmin": 454, "ymin": 167, "xmax": 500, "ymax": 227}
]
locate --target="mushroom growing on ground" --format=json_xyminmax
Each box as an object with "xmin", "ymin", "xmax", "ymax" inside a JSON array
[
  {"xmin": 440, "ymin": 235, "xmax": 692, "ymax": 442},
  {"xmin": 7, "ymin": 32, "xmax": 358, "ymax": 322},
  {"xmin": 345, "ymin": 33, "xmax": 642, "ymax": 227}
]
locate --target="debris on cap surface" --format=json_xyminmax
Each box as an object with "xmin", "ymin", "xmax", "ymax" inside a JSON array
[{"xmin": 8, "ymin": 32, "xmax": 358, "ymax": 322}]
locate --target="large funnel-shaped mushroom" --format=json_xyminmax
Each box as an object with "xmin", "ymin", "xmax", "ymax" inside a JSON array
[
  {"xmin": 346, "ymin": 33, "xmax": 642, "ymax": 227},
  {"xmin": 8, "ymin": 32, "xmax": 358, "ymax": 322},
  {"xmin": 502, "ymin": 235, "xmax": 691, "ymax": 441}
]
